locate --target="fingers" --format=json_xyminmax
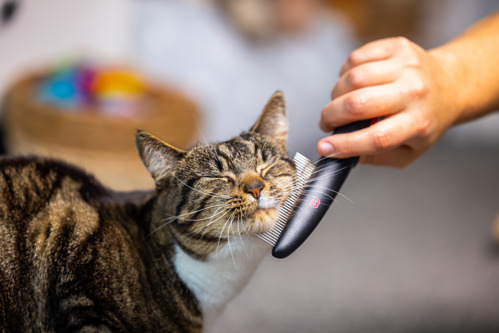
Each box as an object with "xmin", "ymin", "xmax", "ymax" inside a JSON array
[
  {"xmin": 324, "ymin": 39, "xmax": 414, "ymax": 132},
  {"xmin": 332, "ymin": 58, "xmax": 401, "ymax": 99},
  {"xmin": 318, "ymin": 37, "xmax": 433, "ymax": 168},
  {"xmin": 317, "ymin": 112, "xmax": 420, "ymax": 159},
  {"xmin": 321, "ymin": 83, "xmax": 404, "ymax": 131},
  {"xmin": 340, "ymin": 38, "xmax": 402, "ymax": 75}
]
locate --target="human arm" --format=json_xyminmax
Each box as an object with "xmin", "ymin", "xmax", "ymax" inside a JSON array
[{"xmin": 317, "ymin": 12, "xmax": 499, "ymax": 167}]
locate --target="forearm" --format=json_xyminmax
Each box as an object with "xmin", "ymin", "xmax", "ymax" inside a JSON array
[{"xmin": 429, "ymin": 12, "xmax": 499, "ymax": 124}]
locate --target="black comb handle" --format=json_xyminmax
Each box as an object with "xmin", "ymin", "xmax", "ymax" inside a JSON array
[{"xmin": 272, "ymin": 119, "xmax": 372, "ymax": 259}]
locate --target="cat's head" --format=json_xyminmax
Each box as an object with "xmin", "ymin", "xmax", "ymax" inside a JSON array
[{"xmin": 136, "ymin": 92, "xmax": 295, "ymax": 259}]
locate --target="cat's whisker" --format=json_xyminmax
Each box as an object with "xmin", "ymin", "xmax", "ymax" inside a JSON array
[
  {"xmin": 271, "ymin": 176, "xmax": 299, "ymax": 192},
  {"xmin": 287, "ymin": 189, "xmax": 337, "ymax": 202},
  {"xmin": 274, "ymin": 165, "xmax": 354, "ymax": 204},
  {"xmin": 279, "ymin": 185, "xmax": 354, "ymax": 207},
  {"xmin": 158, "ymin": 208, "xmax": 230, "ymax": 238},
  {"xmin": 267, "ymin": 163, "xmax": 347, "ymax": 204},
  {"xmin": 237, "ymin": 214, "xmax": 251, "ymax": 260},
  {"xmin": 238, "ymin": 207, "xmax": 249, "ymax": 236},
  {"xmin": 192, "ymin": 110, "xmax": 209, "ymax": 146},
  {"xmin": 298, "ymin": 165, "xmax": 350, "ymax": 184},
  {"xmin": 307, "ymin": 163, "xmax": 350, "ymax": 178},
  {"xmin": 161, "ymin": 202, "xmax": 231, "ymax": 241},
  {"xmin": 217, "ymin": 213, "xmax": 231, "ymax": 245},
  {"xmin": 227, "ymin": 214, "xmax": 238, "ymax": 269},
  {"xmin": 301, "ymin": 185, "xmax": 354, "ymax": 204},
  {"xmin": 235, "ymin": 208, "xmax": 251, "ymax": 258},
  {"xmin": 274, "ymin": 182, "xmax": 301, "ymax": 197},
  {"xmin": 161, "ymin": 202, "xmax": 230, "ymax": 225},
  {"xmin": 276, "ymin": 178, "xmax": 300, "ymax": 190},
  {"xmin": 270, "ymin": 179, "xmax": 295, "ymax": 192},
  {"xmin": 187, "ymin": 207, "xmax": 232, "ymax": 238},
  {"xmin": 311, "ymin": 152, "xmax": 342, "ymax": 166},
  {"xmin": 236, "ymin": 213, "xmax": 242, "ymax": 239},
  {"xmin": 167, "ymin": 204, "xmax": 235, "ymax": 224},
  {"xmin": 145, "ymin": 220, "xmax": 177, "ymax": 239},
  {"xmin": 236, "ymin": 211, "xmax": 252, "ymax": 260},
  {"xmin": 216, "ymin": 215, "xmax": 233, "ymax": 258},
  {"xmin": 235, "ymin": 209, "xmax": 245, "ymax": 240},
  {"xmin": 191, "ymin": 212, "xmax": 229, "ymax": 239}
]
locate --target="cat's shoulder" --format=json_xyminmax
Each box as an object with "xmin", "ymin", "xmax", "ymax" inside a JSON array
[{"xmin": 0, "ymin": 155, "xmax": 109, "ymax": 198}]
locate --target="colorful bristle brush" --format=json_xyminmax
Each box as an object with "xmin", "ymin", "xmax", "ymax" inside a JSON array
[{"xmin": 257, "ymin": 119, "xmax": 373, "ymax": 258}]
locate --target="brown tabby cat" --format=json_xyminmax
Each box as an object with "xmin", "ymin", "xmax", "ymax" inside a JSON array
[{"xmin": 0, "ymin": 92, "xmax": 296, "ymax": 332}]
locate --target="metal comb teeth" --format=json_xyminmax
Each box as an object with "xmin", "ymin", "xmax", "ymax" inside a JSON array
[{"xmin": 256, "ymin": 153, "xmax": 315, "ymax": 246}]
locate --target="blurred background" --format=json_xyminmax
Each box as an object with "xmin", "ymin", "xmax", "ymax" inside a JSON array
[{"xmin": 1, "ymin": 0, "xmax": 499, "ymax": 332}]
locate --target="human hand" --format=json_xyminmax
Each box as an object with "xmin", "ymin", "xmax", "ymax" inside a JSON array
[{"xmin": 317, "ymin": 37, "xmax": 462, "ymax": 167}]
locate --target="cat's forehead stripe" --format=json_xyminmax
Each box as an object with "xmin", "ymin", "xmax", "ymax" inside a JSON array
[
  {"xmin": 226, "ymin": 138, "xmax": 255, "ymax": 155},
  {"xmin": 214, "ymin": 145, "xmax": 234, "ymax": 170}
]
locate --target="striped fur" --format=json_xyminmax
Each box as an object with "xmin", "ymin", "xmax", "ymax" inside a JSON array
[
  {"xmin": 0, "ymin": 92, "xmax": 296, "ymax": 332},
  {"xmin": 0, "ymin": 157, "xmax": 201, "ymax": 332}
]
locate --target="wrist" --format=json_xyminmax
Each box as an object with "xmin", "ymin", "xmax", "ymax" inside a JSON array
[{"xmin": 428, "ymin": 46, "xmax": 469, "ymax": 126}]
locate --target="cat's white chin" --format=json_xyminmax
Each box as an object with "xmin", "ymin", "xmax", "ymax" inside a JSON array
[
  {"xmin": 237, "ymin": 194, "xmax": 277, "ymax": 234},
  {"xmin": 257, "ymin": 195, "xmax": 277, "ymax": 209},
  {"xmin": 245, "ymin": 207, "xmax": 278, "ymax": 235}
]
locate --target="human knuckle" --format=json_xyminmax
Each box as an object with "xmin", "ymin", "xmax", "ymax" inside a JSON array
[
  {"xmin": 394, "ymin": 36, "xmax": 411, "ymax": 48},
  {"xmin": 348, "ymin": 50, "xmax": 363, "ymax": 66},
  {"xmin": 406, "ymin": 116, "xmax": 424, "ymax": 138},
  {"xmin": 405, "ymin": 54, "xmax": 422, "ymax": 68},
  {"xmin": 320, "ymin": 106, "xmax": 330, "ymax": 122},
  {"xmin": 322, "ymin": 105, "xmax": 339, "ymax": 126},
  {"xmin": 330, "ymin": 87, "xmax": 336, "ymax": 99},
  {"xmin": 371, "ymin": 130, "xmax": 391, "ymax": 151},
  {"xmin": 346, "ymin": 69, "xmax": 365, "ymax": 88},
  {"xmin": 415, "ymin": 118, "xmax": 432, "ymax": 138},
  {"xmin": 344, "ymin": 94, "xmax": 367, "ymax": 115},
  {"xmin": 410, "ymin": 78, "xmax": 429, "ymax": 98}
]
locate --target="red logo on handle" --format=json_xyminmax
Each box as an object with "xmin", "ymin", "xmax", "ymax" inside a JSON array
[{"xmin": 310, "ymin": 197, "xmax": 320, "ymax": 208}]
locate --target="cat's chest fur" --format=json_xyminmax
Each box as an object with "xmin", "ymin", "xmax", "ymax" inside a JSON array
[{"xmin": 174, "ymin": 237, "xmax": 270, "ymax": 330}]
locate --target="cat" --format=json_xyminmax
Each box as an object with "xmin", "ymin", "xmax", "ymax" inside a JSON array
[{"xmin": 0, "ymin": 92, "xmax": 296, "ymax": 332}]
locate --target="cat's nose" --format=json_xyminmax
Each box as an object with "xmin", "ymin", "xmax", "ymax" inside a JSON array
[{"xmin": 244, "ymin": 180, "xmax": 264, "ymax": 199}]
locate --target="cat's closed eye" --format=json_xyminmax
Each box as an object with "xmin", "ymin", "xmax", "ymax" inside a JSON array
[
  {"xmin": 222, "ymin": 176, "xmax": 235, "ymax": 185},
  {"xmin": 258, "ymin": 158, "xmax": 282, "ymax": 178},
  {"xmin": 258, "ymin": 164, "xmax": 274, "ymax": 178},
  {"xmin": 201, "ymin": 175, "xmax": 235, "ymax": 185}
]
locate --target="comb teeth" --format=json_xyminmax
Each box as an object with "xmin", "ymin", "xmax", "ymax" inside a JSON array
[{"xmin": 256, "ymin": 153, "xmax": 315, "ymax": 246}]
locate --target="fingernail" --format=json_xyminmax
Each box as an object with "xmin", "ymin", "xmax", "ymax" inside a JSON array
[{"xmin": 318, "ymin": 142, "xmax": 334, "ymax": 156}]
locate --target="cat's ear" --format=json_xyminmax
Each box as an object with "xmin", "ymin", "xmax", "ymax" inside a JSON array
[
  {"xmin": 135, "ymin": 130, "xmax": 186, "ymax": 185},
  {"xmin": 250, "ymin": 91, "xmax": 288, "ymax": 146}
]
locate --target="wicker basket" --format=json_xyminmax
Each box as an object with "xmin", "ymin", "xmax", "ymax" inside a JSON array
[{"xmin": 2, "ymin": 73, "xmax": 200, "ymax": 191}]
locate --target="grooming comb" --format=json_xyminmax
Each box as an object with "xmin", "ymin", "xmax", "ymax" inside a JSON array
[
  {"xmin": 256, "ymin": 153, "xmax": 315, "ymax": 246},
  {"xmin": 257, "ymin": 119, "xmax": 373, "ymax": 258}
]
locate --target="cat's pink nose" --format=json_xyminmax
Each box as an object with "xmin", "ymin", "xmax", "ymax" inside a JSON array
[{"xmin": 244, "ymin": 180, "xmax": 264, "ymax": 199}]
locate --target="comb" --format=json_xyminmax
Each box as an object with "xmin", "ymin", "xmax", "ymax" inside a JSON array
[
  {"xmin": 257, "ymin": 119, "xmax": 373, "ymax": 258},
  {"xmin": 256, "ymin": 153, "xmax": 315, "ymax": 246}
]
